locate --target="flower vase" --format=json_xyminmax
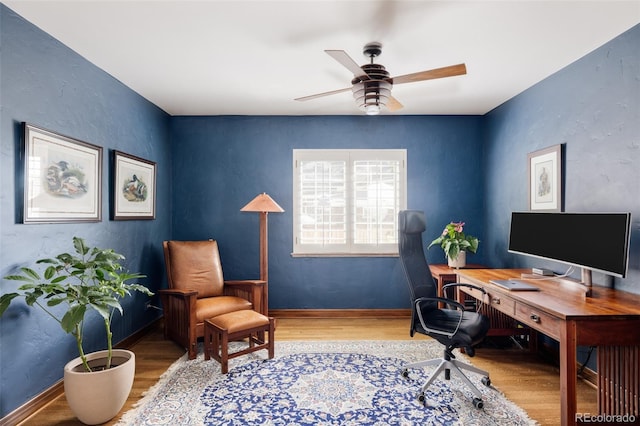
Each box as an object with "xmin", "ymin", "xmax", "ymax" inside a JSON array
[{"xmin": 448, "ymin": 251, "xmax": 466, "ymax": 269}]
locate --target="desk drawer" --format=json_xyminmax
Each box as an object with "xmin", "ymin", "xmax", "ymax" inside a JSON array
[
  {"xmin": 515, "ymin": 302, "xmax": 561, "ymax": 339},
  {"xmin": 486, "ymin": 292, "xmax": 515, "ymax": 317},
  {"xmin": 462, "ymin": 285, "xmax": 487, "ymax": 303},
  {"xmin": 462, "ymin": 286, "xmax": 515, "ymax": 316}
]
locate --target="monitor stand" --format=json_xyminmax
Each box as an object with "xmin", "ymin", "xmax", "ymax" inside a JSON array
[
  {"xmin": 552, "ymin": 268, "xmax": 593, "ymax": 298},
  {"xmin": 580, "ymin": 268, "xmax": 593, "ymax": 297}
]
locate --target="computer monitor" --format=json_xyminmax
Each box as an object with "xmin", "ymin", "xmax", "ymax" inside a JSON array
[{"xmin": 508, "ymin": 212, "xmax": 632, "ymax": 284}]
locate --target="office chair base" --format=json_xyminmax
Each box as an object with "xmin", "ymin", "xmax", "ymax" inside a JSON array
[{"xmin": 402, "ymin": 358, "xmax": 491, "ymax": 408}]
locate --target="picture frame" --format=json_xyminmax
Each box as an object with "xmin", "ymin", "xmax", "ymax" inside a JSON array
[
  {"xmin": 23, "ymin": 123, "xmax": 102, "ymax": 223},
  {"xmin": 527, "ymin": 144, "xmax": 562, "ymax": 211},
  {"xmin": 111, "ymin": 150, "xmax": 156, "ymax": 220}
]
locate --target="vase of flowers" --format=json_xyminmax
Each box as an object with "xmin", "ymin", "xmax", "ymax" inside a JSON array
[{"xmin": 428, "ymin": 221, "xmax": 479, "ymax": 268}]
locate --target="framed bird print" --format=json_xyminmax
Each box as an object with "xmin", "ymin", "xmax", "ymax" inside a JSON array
[
  {"xmin": 111, "ymin": 150, "xmax": 156, "ymax": 220},
  {"xmin": 23, "ymin": 123, "xmax": 102, "ymax": 223},
  {"xmin": 527, "ymin": 144, "xmax": 562, "ymax": 212}
]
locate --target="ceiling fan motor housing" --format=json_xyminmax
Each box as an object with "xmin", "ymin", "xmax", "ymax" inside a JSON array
[
  {"xmin": 352, "ymin": 63, "xmax": 392, "ymax": 114},
  {"xmin": 363, "ymin": 42, "xmax": 383, "ymax": 59}
]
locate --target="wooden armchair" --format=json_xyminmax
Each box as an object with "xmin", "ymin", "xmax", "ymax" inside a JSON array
[{"xmin": 159, "ymin": 240, "xmax": 266, "ymax": 359}]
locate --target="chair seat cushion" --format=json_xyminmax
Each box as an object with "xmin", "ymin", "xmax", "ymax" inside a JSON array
[{"xmin": 195, "ymin": 296, "xmax": 252, "ymax": 322}]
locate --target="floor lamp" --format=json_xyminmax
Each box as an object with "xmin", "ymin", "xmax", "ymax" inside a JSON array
[{"xmin": 241, "ymin": 193, "xmax": 284, "ymax": 315}]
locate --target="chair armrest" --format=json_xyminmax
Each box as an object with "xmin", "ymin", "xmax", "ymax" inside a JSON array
[
  {"xmin": 442, "ymin": 283, "xmax": 488, "ymax": 311},
  {"xmin": 223, "ymin": 280, "xmax": 267, "ymax": 315},
  {"xmin": 224, "ymin": 280, "xmax": 266, "ymax": 289},
  {"xmin": 414, "ymin": 296, "xmax": 466, "ymax": 339},
  {"xmin": 157, "ymin": 288, "xmax": 198, "ymax": 316},
  {"xmin": 157, "ymin": 288, "xmax": 198, "ymax": 298},
  {"xmin": 157, "ymin": 288, "xmax": 198, "ymax": 344},
  {"xmin": 415, "ymin": 296, "xmax": 465, "ymax": 312}
]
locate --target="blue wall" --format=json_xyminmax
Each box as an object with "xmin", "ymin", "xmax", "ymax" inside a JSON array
[
  {"xmin": 1, "ymin": 1, "xmax": 638, "ymax": 419},
  {"xmin": 169, "ymin": 115, "xmax": 485, "ymax": 309},
  {"xmin": 483, "ymin": 24, "xmax": 640, "ymax": 293},
  {"xmin": 0, "ymin": 5, "xmax": 172, "ymax": 417}
]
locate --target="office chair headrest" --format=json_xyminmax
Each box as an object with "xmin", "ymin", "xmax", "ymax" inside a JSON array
[{"xmin": 399, "ymin": 210, "xmax": 426, "ymax": 234}]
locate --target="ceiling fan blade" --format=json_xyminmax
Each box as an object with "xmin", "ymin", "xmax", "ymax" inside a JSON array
[
  {"xmin": 294, "ymin": 87, "xmax": 352, "ymax": 102},
  {"xmin": 386, "ymin": 96, "xmax": 403, "ymax": 112},
  {"xmin": 391, "ymin": 63, "xmax": 467, "ymax": 85},
  {"xmin": 325, "ymin": 50, "xmax": 370, "ymax": 80}
]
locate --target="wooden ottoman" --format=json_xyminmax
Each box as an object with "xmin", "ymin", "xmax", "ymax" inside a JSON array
[{"xmin": 204, "ymin": 310, "xmax": 275, "ymax": 373}]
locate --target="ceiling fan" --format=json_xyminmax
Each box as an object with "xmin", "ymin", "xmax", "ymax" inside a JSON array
[{"xmin": 295, "ymin": 42, "xmax": 467, "ymax": 115}]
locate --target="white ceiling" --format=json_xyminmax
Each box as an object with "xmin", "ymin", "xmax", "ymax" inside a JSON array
[{"xmin": 5, "ymin": 1, "xmax": 640, "ymax": 116}]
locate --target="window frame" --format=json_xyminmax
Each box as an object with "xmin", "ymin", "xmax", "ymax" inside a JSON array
[{"xmin": 292, "ymin": 149, "xmax": 407, "ymax": 257}]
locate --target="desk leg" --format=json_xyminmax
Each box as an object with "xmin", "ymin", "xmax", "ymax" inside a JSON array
[
  {"xmin": 435, "ymin": 276, "xmax": 445, "ymax": 308},
  {"xmin": 560, "ymin": 321, "xmax": 578, "ymax": 426}
]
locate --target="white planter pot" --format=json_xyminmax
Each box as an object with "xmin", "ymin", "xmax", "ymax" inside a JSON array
[
  {"xmin": 63, "ymin": 349, "xmax": 135, "ymax": 425},
  {"xmin": 447, "ymin": 251, "xmax": 466, "ymax": 269}
]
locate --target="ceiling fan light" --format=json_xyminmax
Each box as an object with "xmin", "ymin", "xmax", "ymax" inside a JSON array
[{"xmin": 365, "ymin": 104, "xmax": 380, "ymax": 115}]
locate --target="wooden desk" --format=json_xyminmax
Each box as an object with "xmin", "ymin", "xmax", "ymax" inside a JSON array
[{"xmin": 456, "ymin": 268, "xmax": 640, "ymax": 426}]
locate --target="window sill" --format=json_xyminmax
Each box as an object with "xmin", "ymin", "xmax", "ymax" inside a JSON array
[{"xmin": 290, "ymin": 253, "xmax": 399, "ymax": 258}]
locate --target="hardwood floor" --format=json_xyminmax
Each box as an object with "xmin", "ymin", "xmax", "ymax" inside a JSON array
[{"xmin": 18, "ymin": 317, "xmax": 597, "ymax": 425}]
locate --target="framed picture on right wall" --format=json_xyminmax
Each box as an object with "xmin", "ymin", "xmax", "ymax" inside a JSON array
[
  {"xmin": 527, "ymin": 144, "xmax": 562, "ymax": 211},
  {"xmin": 111, "ymin": 150, "xmax": 156, "ymax": 220}
]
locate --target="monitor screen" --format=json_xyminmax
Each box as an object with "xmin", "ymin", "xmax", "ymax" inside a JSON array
[{"xmin": 508, "ymin": 212, "xmax": 632, "ymax": 278}]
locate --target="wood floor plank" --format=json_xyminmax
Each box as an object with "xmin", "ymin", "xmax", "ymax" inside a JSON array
[{"xmin": 17, "ymin": 318, "xmax": 596, "ymax": 425}]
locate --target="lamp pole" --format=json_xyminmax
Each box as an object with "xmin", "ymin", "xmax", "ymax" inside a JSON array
[
  {"xmin": 241, "ymin": 193, "xmax": 284, "ymax": 316},
  {"xmin": 259, "ymin": 211, "xmax": 269, "ymax": 282}
]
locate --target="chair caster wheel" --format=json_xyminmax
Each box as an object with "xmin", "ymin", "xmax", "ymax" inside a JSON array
[
  {"xmin": 481, "ymin": 376, "xmax": 491, "ymax": 386},
  {"xmin": 418, "ymin": 393, "xmax": 426, "ymax": 404},
  {"xmin": 402, "ymin": 369, "xmax": 409, "ymax": 378},
  {"xmin": 473, "ymin": 397, "xmax": 484, "ymax": 409}
]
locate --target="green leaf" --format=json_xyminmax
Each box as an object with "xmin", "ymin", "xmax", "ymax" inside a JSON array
[
  {"xmin": 61, "ymin": 305, "xmax": 86, "ymax": 334},
  {"xmin": 92, "ymin": 303, "xmax": 112, "ymax": 320},
  {"xmin": 448, "ymin": 245, "xmax": 460, "ymax": 260},
  {"xmin": 18, "ymin": 283, "xmax": 38, "ymax": 290},
  {"xmin": 3, "ymin": 274, "xmax": 35, "ymax": 283},
  {"xmin": 21, "ymin": 267, "xmax": 41, "ymax": 281},
  {"xmin": 73, "ymin": 237, "xmax": 90, "ymax": 256},
  {"xmin": 127, "ymin": 283, "xmax": 153, "ymax": 296},
  {"xmin": 467, "ymin": 237, "xmax": 479, "ymax": 254},
  {"xmin": 0, "ymin": 293, "xmax": 19, "ymax": 315},
  {"xmin": 46, "ymin": 297, "xmax": 66, "ymax": 307},
  {"xmin": 24, "ymin": 290, "xmax": 44, "ymax": 306},
  {"xmin": 51, "ymin": 275, "xmax": 69, "ymax": 284},
  {"xmin": 43, "ymin": 266, "xmax": 57, "ymax": 280}
]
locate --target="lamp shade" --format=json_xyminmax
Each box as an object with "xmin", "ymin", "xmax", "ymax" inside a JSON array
[{"xmin": 240, "ymin": 193, "xmax": 284, "ymax": 213}]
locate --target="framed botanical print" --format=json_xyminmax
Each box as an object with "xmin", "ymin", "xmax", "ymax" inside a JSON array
[
  {"xmin": 111, "ymin": 150, "xmax": 156, "ymax": 220},
  {"xmin": 527, "ymin": 144, "xmax": 562, "ymax": 212},
  {"xmin": 23, "ymin": 123, "xmax": 102, "ymax": 223}
]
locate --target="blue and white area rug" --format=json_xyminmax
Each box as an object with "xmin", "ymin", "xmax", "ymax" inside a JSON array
[{"xmin": 117, "ymin": 341, "xmax": 536, "ymax": 425}]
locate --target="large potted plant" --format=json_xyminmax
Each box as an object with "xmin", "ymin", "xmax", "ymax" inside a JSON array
[
  {"xmin": 0, "ymin": 237, "xmax": 152, "ymax": 424},
  {"xmin": 428, "ymin": 221, "xmax": 479, "ymax": 268}
]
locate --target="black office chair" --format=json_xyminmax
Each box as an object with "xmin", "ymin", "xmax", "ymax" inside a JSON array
[{"xmin": 398, "ymin": 210, "xmax": 491, "ymax": 409}]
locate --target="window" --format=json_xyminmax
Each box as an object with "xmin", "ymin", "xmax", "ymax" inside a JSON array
[{"xmin": 293, "ymin": 149, "xmax": 407, "ymax": 256}]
